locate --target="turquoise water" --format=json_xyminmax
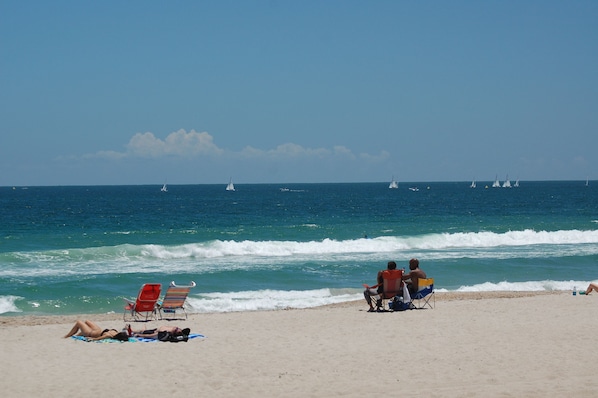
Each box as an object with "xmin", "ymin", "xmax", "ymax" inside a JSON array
[{"xmin": 1, "ymin": 181, "xmax": 597, "ymax": 316}]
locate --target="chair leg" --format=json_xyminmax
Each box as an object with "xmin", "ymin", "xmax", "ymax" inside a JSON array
[{"xmin": 422, "ymin": 293, "xmax": 435, "ymax": 309}]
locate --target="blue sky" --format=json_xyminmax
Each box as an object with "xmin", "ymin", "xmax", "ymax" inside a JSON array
[{"xmin": 1, "ymin": 1, "xmax": 596, "ymax": 186}]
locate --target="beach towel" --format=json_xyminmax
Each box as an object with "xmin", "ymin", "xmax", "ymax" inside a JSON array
[
  {"xmin": 70, "ymin": 336, "xmax": 136, "ymax": 343},
  {"xmin": 71, "ymin": 334, "xmax": 205, "ymax": 343},
  {"xmin": 133, "ymin": 333, "xmax": 205, "ymax": 343}
]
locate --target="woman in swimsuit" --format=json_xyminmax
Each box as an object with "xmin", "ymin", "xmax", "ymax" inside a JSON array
[{"xmin": 64, "ymin": 320, "xmax": 127, "ymax": 341}]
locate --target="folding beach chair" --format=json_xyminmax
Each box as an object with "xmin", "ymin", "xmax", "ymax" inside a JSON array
[
  {"xmin": 158, "ymin": 281, "xmax": 196, "ymax": 320},
  {"xmin": 411, "ymin": 278, "xmax": 435, "ymax": 309},
  {"xmin": 366, "ymin": 269, "xmax": 404, "ymax": 311},
  {"xmin": 123, "ymin": 283, "xmax": 162, "ymax": 322}
]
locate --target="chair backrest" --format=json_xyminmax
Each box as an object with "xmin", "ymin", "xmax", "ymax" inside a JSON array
[
  {"xmin": 414, "ymin": 278, "xmax": 434, "ymax": 298},
  {"xmin": 161, "ymin": 281, "xmax": 196, "ymax": 309},
  {"xmin": 135, "ymin": 283, "xmax": 162, "ymax": 312},
  {"xmin": 381, "ymin": 269, "xmax": 404, "ymax": 299}
]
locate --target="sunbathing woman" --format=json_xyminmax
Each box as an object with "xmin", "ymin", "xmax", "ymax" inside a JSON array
[
  {"xmin": 64, "ymin": 320, "xmax": 128, "ymax": 341},
  {"xmin": 585, "ymin": 282, "xmax": 598, "ymax": 295}
]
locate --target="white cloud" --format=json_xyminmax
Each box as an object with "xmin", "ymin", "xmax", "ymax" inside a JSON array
[
  {"xmin": 359, "ymin": 150, "xmax": 390, "ymax": 162},
  {"xmin": 127, "ymin": 129, "xmax": 223, "ymax": 158},
  {"xmin": 267, "ymin": 143, "xmax": 330, "ymax": 158},
  {"xmin": 85, "ymin": 129, "xmax": 388, "ymax": 165}
]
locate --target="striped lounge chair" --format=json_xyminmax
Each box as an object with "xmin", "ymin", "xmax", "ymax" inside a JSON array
[{"xmin": 158, "ymin": 281, "xmax": 196, "ymax": 320}]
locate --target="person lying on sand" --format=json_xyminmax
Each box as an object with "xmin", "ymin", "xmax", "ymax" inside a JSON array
[
  {"xmin": 585, "ymin": 282, "xmax": 598, "ymax": 295},
  {"xmin": 64, "ymin": 320, "xmax": 128, "ymax": 341},
  {"xmin": 130, "ymin": 325, "xmax": 190, "ymax": 340}
]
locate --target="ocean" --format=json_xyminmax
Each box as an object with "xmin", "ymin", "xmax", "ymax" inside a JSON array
[{"xmin": 1, "ymin": 181, "xmax": 597, "ymax": 316}]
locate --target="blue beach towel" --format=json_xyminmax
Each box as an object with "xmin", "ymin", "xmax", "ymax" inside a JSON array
[
  {"xmin": 133, "ymin": 333, "xmax": 205, "ymax": 342},
  {"xmin": 71, "ymin": 334, "xmax": 205, "ymax": 343}
]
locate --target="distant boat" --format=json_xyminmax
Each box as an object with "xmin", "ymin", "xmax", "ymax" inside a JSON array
[
  {"xmin": 586, "ymin": 177, "xmax": 589, "ymax": 187},
  {"xmin": 160, "ymin": 183, "xmax": 168, "ymax": 192},
  {"xmin": 389, "ymin": 176, "xmax": 398, "ymax": 189},
  {"xmin": 514, "ymin": 178, "xmax": 519, "ymax": 188},
  {"xmin": 492, "ymin": 175, "xmax": 501, "ymax": 188},
  {"xmin": 226, "ymin": 178, "xmax": 235, "ymax": 191},
  {"xmin": 409, "ymin": 187, "xmax": 419, "ymax": 192},
  {"xmin": 470, "ymin": 179, "xmax": 476, "ymax": 188},
  {"xmin": 502, "ymin": 175, "xmax": 511, "ymax": 188}
]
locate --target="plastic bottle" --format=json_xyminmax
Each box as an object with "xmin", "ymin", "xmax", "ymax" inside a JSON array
[{"xmin": 573, "ymin": 286, "xmax": 577, "ymax": 296}]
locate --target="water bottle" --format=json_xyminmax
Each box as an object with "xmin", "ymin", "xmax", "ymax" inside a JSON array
[{"xmin": 573, "ymin": 286, "xmax": 577, "ymax": 296}]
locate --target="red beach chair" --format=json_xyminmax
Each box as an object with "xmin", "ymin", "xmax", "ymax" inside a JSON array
[
  {"xmin": 364, "ymin": 269, "xmax": 404, "ymax": 311},
  {"xmin": 123, "ymin": 283, "xmax": 162, "ymax": 322}
]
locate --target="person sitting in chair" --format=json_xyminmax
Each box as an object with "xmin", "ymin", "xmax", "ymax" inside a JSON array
[
  {"xmin": 364, "ymin": 261, "xmax": 398, "ymax": 312},
  {"xmin": 402, "ymin": 258, "xmax": 427, "ymax": 295}
]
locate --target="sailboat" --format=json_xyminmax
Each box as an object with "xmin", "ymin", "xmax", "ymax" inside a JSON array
[
  {"xmin": 470, "ymin": 179, "xmax": 476, "ymax": 188},
  {"xmin": 160, "ymin": 182, "xmax": 168, "ymax": 192},
  {"xmin": 502, "ymin": 175, "xmax": 511, "ymax": 188},
  {"xmin": 586, "ymin": 177, "xmax": 589, "ymax": 187},
  {"xmin": 492, "ymin": 175, "xmax": 501, "ymax": 188},
  {"xmin": 514, "ymin": 178, "xmax": 519, "ymax": 188},
  {"xmin": 226, "ymin": 177, "xmax": 235, "ymax": 191},
  {"xmin": 389, "ymin": 176, "xmax": 398, "ymax": 189}
]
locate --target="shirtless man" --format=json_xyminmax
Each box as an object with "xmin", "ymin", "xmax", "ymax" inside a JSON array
[{"xmin": 402, "ymin": 258, "xmax": 427, "ymax": 295}]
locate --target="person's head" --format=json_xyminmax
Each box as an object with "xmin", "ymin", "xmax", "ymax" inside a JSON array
[
  {"xmin": 387, "ymin": 261, "xmax": 397, "ymax": 270},
  {"xmin": 171, "ymin": 327, "xmax": 191, "ymax": 337},
  {"xmin": 113, "ymin": 331, "xmax": 129, "ymax": 341},
  {"xmin": 409, "ymin": 258, "xmax": 419, "ymax": 270}
]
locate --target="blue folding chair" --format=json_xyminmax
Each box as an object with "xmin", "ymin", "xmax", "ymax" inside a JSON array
[{"xmin": 411, "ymin": 278, "xmax": 435, "ymax": 309}]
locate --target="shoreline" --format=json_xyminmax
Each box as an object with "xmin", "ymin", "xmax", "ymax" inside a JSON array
[{"xmin": 0, "ymin": 290, "xmax": 563, "ymax": 327}]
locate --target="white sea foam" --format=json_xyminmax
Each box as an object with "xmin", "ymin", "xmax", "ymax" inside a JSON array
[
  {"xmin": 0, "ymin": 295, "xmax": 23, "ymax": 314},
  {"xmin": 186, "ymin": 288, "xmax": 362, "ymax": 313},
  {"xmin": 138, "ymin": 229, "xmax": 598, "ymax": 260},
  {"xmin": 183, "ymin": 280, "xmax": 593, "ymax": 313},
  {"xmin": 451, "ymin": 280, "xmax": 591, "ymax": 293},
  {"xmin": 2, "ymin": 229, "xmax": 597, "ymax": 279}
]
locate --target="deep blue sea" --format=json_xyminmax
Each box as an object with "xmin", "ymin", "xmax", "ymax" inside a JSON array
[{"xmin": 1, "ymin": 181, "xmax": 597, "ymax": 316}]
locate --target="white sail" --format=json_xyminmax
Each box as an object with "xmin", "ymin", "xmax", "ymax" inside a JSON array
[
  {"xmin": 492, "ymin": 175, "xmax": 501, "ymax": 188},
  {"xmin": 389, "ymin": 176, "xmax": 398, "ymax": 189},
  {"xmin": 514, "ymin": 179, "xmax": 519, "ymax": 188},
  {"xmin": 161, "ymin": 183, "xmax": 168, "ymax": 192},
  {"xmin": 470, "ymin": 179, "xmax": 476, "ymax": 188},
  {"xmin": 502, "ymin": 175, "xmax": 511, "ymax": 188},
  {"xmin": 226, "ymin": 178, "xmax": 235, "ymax": 191}
]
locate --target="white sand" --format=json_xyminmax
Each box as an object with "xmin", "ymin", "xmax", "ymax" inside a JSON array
[{"xmin": 1, "ymin": 292, "xmax": 597, "ymax": 397}]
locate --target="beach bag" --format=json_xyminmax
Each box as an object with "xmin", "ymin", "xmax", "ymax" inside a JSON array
[{"xmin": 389, "ymin": 296, "xmax": 412, "ymax": 311}]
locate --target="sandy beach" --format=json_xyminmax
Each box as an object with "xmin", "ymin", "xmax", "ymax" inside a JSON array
[{"xmin": 1, "ymin": 292, "xmax": 597, "ymax": 397}]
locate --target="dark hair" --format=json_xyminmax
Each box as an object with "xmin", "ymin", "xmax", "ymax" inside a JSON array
[
  {"xmin": 409, "ymin": 258, "xmax": 419, "ymax": 269},
  {"xmin": 387, "ymin": 261, "xmax": 397, "ymax": 270},
  {"xmin": 113, "ymin": 332, "xmax": 129, "ymax": 341}
]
